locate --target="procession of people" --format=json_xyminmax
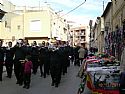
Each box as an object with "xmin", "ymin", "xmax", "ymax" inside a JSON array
[{"xmin": 0, "ymin": 39, "xmax": 86, "ymax": 89}]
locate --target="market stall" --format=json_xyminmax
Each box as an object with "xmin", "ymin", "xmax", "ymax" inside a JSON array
[{"xmin": 77, "ymin": 54, "xmax": 120, "ymax": 94}]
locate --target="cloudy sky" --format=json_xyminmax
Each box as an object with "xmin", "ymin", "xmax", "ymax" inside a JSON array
[{"xmin": 8, "ymin": 0, "xmax": 111, "ymax": 25}]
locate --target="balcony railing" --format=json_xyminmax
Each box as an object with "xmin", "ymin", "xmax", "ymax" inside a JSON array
[
  {"xmin": 80, "ymin": 41, "xmax": 86, "ymax": 43},
  {"xmin": 80, "ymin": 39, "xmax": 86, "ymax": 41},
  {"xmin": 80, "ymin": 33, "xmax": 86, "ymax": 36}
]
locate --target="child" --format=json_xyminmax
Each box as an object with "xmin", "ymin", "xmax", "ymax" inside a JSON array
[{"xmin": 23, "ymin": 55, "xmax": 32, "ymax": 89}]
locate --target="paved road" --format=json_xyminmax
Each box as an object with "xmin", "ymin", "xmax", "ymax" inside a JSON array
[{"xmin": 0, "ymin": 65, "xmax": 82, "ymax": 94}]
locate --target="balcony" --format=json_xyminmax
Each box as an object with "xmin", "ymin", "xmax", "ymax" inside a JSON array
[
  {"xmin": 80, "ymin": 41, "xmax": 87, "ymax": 43},
  {"xmin": 79, "ymin": 33, "xmax": 86, "ymax": 36},
  {"xmin": 80, "ymin": 39, "xmax": 86, "ymax": 43},
  {"xmin": 80, "ymin": 39, "xmax": 86, "ymax": 41},
  {"xmin": 74, "ymin": 31, "xmax": 80, "ymax": 36},
  {"xmin": 70, "ymin": 36, "xmax": 73, "ymax": 38}
]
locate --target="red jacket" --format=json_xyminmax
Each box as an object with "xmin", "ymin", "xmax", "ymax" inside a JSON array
[{"xmin": 24, "ymin": 61, "xmax": 32, "ymax": 74}]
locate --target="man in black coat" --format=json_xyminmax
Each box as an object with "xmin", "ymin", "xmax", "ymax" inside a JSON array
[
  {"xmin": 50, "ymin": 45, "xmax": 62, "ymax": 87},
  {"xmin": 59, "ymin": 46, "xmax": 67, "ymax": 75},
  {"xmin": 13, "ymin": 40, "xmax": 26, "ymax": 85},
  {"xmin": 31, "ymin": 41, "xmax": 39, "ymax": 74},
  {"xmin": 74, "ymin": 46, "xmax": 80, "ymax": 66},
  {"xmin": 39, "ymin": 45, "xmax": 50, "ymax": 78},
  {"xmin": 5, "ymin": 41, "xmax": 14, "ymax": 78}
]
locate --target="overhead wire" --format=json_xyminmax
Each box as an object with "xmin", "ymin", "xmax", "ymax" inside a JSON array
[
  {"xmin": 46, "ymin": 0, "xmax": 86, "ymax": 20},
  {"xmin": 61, "ymin": 0, "xmax": 86, "ymax": 17}
]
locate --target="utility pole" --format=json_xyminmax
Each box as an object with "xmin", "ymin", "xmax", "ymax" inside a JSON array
[{"xmin": 103, "ymin": 1, "xmax": 104, "ymax": 12}]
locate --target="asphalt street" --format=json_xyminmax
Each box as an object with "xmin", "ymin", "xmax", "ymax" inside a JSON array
[{"xmin": 0, "ymin": 64, "xmax": 83, "ymax": 94}]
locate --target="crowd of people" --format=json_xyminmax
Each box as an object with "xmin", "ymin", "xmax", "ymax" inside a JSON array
[
  {"xmin": 2, "ymin": 37, "xmax": 125, "ymax": 94},
  {"xmin": 0, "ymin": 39, "xmax": 89, "ymax": 89}
]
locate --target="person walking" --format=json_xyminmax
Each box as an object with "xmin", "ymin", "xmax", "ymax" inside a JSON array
[
  {"xmin": 50, "ymin": 43, "xmax": 62, "ymax": 87},
  {"xmin": 13, "ymin": 40, "xmax": 26, "ymax": 85},
  {"xmin": 5, "ymin": 41, "xmax": 14, "ymax": 78},
  {"xmin": 39, "ymin": 44, "xmax": 50, "ymax": 78},
  {"xmin": 78, "ymin": 45, "xmax": 85, "ymax": 66},
  {"xmin": 23, "ymin": 55, "xmax": 32, "ymax": 89},
  {"xmin": 31, "ymin": 41, "xmax": 39, "ymax": 75}
]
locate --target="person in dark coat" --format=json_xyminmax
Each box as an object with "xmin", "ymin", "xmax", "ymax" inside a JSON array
[
  {"xmin": 61, "ymin": 46, "xmax": 68, "ymax": 75},
  {"xmin": 45, "ymin": 42, "xmax": 51, "ymax": 75},
  {"xmin": 58, "ymin": 46, "xmax": 64, "ymax": 77},
  {"xmin": 39, "ymin": 41, "xmax": 45, "ymax": 77},
  {"xmin": 5, "ymin": 41, "xmax": 14, "ymax": 78},
  {"xmin": 84, "ymin": 47, "xmax": 88, "ymax": 59},
  {"xmin": 50, "ymin": 44, "xmax": 62, "ymax": 87},
  {"xmin": 64, "ymin": 45, "xmax": 71, "ymax": 67},
  {"xmin": 0, "ymin": 40, "xmax": 5, "ymax": 81},
  {"xmin": 69, "ymin": 46, "xmax": 74, "ymax": 64},
  {"xmin": 74, "ymin": 46, "xmax": 80, "ymax": 66},
  {"xmin": 39, "ymin": 41, "xmax": 51, "ymax": 78},
  {"xmin": 39, "ymin": 46, "xmax": 44, "ymax": 77},
  {"xmin": 39, "ymin": 45, "xmax": 46, "ymax": 78},
  {"xmin": 31, "ymin": 41, "xmax": 39, "ymax": 75},
  {"xmin": 13, "ymin": 40, "xmax": 26, "ymax": 85}
]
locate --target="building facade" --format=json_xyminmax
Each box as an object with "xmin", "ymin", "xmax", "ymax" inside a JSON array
[
  {"xmin": 112, "ymin": 0, "xmax": 125, "ymax": 31},
  {"xmin": 69, "ymin": 25, "xmax": 89, "ymax": 48},
  {"xmin": 91, "ymin": 17, "xmax": 103, "ymax": 53},
  {"xmin": 11, "ymin": 6, "xmax": 68, "ymax": 44},
  {"xmin": 0, "ymin": 0, "xmax": 68, "ymax": 45},
  {"xmin": 91, "ymin": 0, "xmax": 125, "ymax": 60},
  {"xmin": 0, "ymin": 0, "xmax": 17, "ymax": 45},
  {"xmin": 101, "ymin": 2, "xmax": 113, "ymax": 55}
]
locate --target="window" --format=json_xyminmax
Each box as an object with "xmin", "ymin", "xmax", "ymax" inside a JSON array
[
  {"xmin": 30, "ymin": 20, "xmax": 41, "ymax": 32},
  {"xmin": 17, "ymin": 25, "xmax": 20, "ymax": 30},
  {"xmin": 5, "ymin": 21, "xmax": 7, "ymax": 27},
  {"xmin": 115, "ymin": 0, "xmax": 117, "ymax": 4},
  {"xmin": 81, "ymin": 29, "xmax": 86, "ymax": 35},
  {"xmin": 12, "ymin": 36, "xmax": 15, "ymax": 41},
  {"xmin": 5, "ymin": 27, "xmax": 10, "ymax": 32}
]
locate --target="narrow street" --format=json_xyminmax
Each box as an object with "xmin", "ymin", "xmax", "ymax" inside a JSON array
[{"xmin": 0, "ymin": 64, "xmax": 82, "ymax": 94}]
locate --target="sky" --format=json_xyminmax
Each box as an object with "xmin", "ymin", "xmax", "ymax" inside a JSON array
[{"xmin": 8, "ymin": 0, "xmax": 111, "ymax": 25}]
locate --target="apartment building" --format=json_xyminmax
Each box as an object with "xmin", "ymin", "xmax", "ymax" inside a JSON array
[
  {"xmin": 0, "ymin": 0, "xmax": 68, "ymax": 45},
  {"xmin": 0, "ymin": 0, "xmax": 16, "ymax": 44},
  {"xmin": 69, "ymin": 25, "xmax": 89, "ymax": 48},
  {"xmin": 11, "ymin": 5, "xmax": 68, "ymax": 44}
]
